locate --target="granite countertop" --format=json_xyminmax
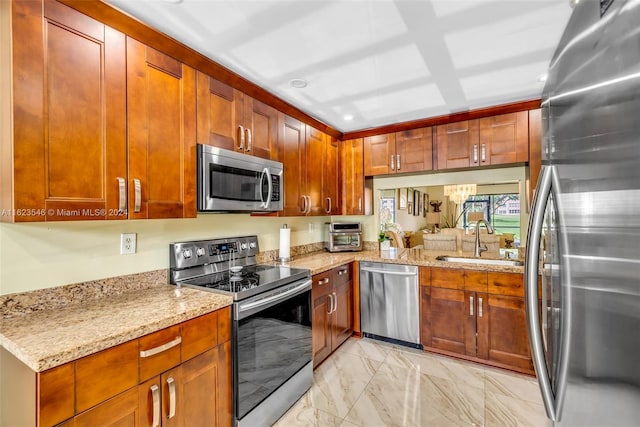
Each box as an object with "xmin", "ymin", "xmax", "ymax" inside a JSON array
[
  {"xmin": 0, "ymin": 280, "xmax": 232, "ymax": 372},
  {"xmin": 282, "ymin": 248, "xmax": 525, "ymax": 275}
]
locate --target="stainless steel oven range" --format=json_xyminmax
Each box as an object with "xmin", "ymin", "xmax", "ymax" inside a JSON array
[{"xmin": 169, "ymin": 236, "xmax": 312, "ymax": 427}]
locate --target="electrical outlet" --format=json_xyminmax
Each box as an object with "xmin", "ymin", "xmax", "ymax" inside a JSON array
[{"xmin": 120, "ymin": 233, "xmax": 137, "ymax": 255}]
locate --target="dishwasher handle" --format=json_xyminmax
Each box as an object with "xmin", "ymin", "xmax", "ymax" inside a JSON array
[{"xmin": 360, "ymin": 267, "xmax": 417, "ymax": 276}]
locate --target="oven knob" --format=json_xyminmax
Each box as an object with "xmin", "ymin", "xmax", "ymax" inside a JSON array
[
  {"xmin": 196, "ymin": 247, "xmax": 206, "ymax": 257},
  {"xmin": 249, "ymin": 242, "xmax": 257, "ymax": 249},
  {"xmin": 182, "ymin": 249, "xmax": 192, "ymax": 259},
  {"xmin": 240, "ymin": 243, "xmax": 248, "ymax": 250}
]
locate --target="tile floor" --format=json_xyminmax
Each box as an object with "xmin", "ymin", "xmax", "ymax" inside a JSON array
[{"xmin": 274, "ymin": 337, "xmax": 550, "ymax": 427}]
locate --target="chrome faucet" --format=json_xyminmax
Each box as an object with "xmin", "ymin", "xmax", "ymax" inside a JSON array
[{"xmin": 474, "ymin": 219, "xmax": 494, "ymax": 257}]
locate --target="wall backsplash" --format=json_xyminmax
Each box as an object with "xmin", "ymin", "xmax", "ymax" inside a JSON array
[{"xmin": 0, "ymin": 215, "xmax": 353, "ymax": 295}]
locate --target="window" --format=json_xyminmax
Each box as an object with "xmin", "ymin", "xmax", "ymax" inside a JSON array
[
  {"xmin": 379, "ymin": 193, "xmax": 396, "ymax": 223},
  {"xmin": 463, "ymin": 193, "xmax": 520, "ymax": 244}
]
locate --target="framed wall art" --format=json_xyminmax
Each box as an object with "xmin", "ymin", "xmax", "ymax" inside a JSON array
[
  {"xmin": 397, "ymin": 188, "xmax": 407, "ymax": 210},
  {"xmin": 423, "ymin": 193, "xmax": 429, "ymax": 217},
  {"xmin": 413, "ymin": 190, "xmax": 420, "ymax": 216}
]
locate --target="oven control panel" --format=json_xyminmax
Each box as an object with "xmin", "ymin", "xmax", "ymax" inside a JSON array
[{"xmin": 169, "ymin": 236, "xmax": 259, "ymax": 270}]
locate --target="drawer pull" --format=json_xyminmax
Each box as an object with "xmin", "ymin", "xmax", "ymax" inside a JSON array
[
  {"xmin": 140, "ymin": 336, "xmax": 182, "ymax": 358},
  {"xmin": 151, "ymin": 384, "xmax": 160, "ymax": 427},
  {"xmin": 478, "ymin": 297, "xmax": 484, "ymax": 317},
  {"xmin": 338, "ymin": 269, "xmax": 348, "ymax": 276},
  {"xmin": 470, "ymin": 296, "xmax": 474, "ymax": 316},
  {"xmin": 318, "ymin": 277, "xmax": 330, "ymax": 285}
]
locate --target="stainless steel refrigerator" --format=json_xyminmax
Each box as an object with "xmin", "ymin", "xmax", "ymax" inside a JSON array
[{"xmin": 525, "ymin": 0, "xmax": 640, "ymax": 425}]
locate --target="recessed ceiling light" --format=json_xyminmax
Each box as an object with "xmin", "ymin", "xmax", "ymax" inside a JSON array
[
  {"xmin": 343, "ymin": 115, "xmax": 354, "ymax": 121},
  {"xmin": 569, "ymin": 0, "xmax": 580, "ymax": 8},
  {"xmin": 290, "ymin": 79, "xmax": 308, "ymax": 89},
  {"xmin": 537, "ymin": 73, "xmax": 548, "ymax": 82}
]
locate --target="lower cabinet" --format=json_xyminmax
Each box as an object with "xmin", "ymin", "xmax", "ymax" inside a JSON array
[
  {"xmin": 10, "ymin": 307, "xmax": 232, "ymax": 427},
  {"xmin": 421, "ymin": 267, "xmax": 533, "ymax": 374},
  {"xmin": 312, "ymin": 264, "xmax": 354, "ymax": 367}
]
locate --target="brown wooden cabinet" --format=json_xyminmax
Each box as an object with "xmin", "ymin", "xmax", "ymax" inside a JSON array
[
  {"xmin": 196, "ymin": 73, "xmax": 278, "ymax": 160},
  {"xmin": 342, "ymin": 138, "xmax": 372, "ymax": 215},
  {"xmin": 7, "ymin": 0, "xmax": 127, "ymax": 222},
  {"xmin": 312, "ymin": 264, "xmax": 354, "ymax": 367},
  {"xmin": 126, "ymin": 38, "xmax": 196, "ymax": 219},
  {"xmin": 421, "ymin": 267, "xmax": 533, "ymax": 374},
  {"xmin": 4, "ymin": 308, "xmax": 232, "ymax": 427},
  {"xmin": 435, "ymin": 112, "xmax": 528, "ymax": 171},
  {"xmin": 364, "ymin": 129, "xmax": 433, "ymax": 176},
  {"xmin": 528, "ymin": 108, "xmax": 542, "ymax": 207},
  {"xmin": 280, "ymin": 115, "xmax": 337, "ymax": 216}
]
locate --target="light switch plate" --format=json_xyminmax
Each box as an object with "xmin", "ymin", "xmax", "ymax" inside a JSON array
[{"xmin": 120, "ymin": 233, "xmax": 137, "ymax": 255}]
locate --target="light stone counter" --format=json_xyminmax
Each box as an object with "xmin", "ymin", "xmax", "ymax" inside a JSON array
[
  {"xmin": 0, "ymin": 271, "xmax": 232, "ymax": 372},
  {"xmin": 280, "ymin": 247, "xmax": 525, "ymax": 275}
]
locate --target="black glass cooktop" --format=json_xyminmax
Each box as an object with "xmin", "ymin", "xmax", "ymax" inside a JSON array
[{"xmin": 179, "ymin": 264, "xmax": 310, "ymax": 301}]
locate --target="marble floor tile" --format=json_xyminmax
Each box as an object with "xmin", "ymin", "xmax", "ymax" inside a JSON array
[
  {"xmin": 485, "ymin": 390, "xmax": 552, "ymax": 427},
  {"xmin": 335, "ymin": 337, "xmax": 393, "ymax": 362},
  {"xmin": 273, "ymin": 393, "xmax": 344, "ymax": 427},
  {"xmin": 384, "ymin": 346, "xmax": 485, "ymax": 390},
  {"xmin": 344, "ymin": 361, "xmax": 484, "ymax": 427},
  {"xmin": 484, "ymin": 367, "xmax": 544, "ymax": 405},
  {"xmin": 308, "ymin": 350, "xmax": 382, "ymax": 418}
]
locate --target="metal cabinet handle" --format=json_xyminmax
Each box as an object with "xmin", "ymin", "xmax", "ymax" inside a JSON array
[
  {"xmin": 338, "ymin": 269, "xmax": 348, "ymax": 276},
  {"xmin": 117, "ymin": 177, "xmax": 126, "ymax": 213},
  {"xmin": 327, "ymin": 294, "xmax": 333, "ymax": 314},
  {"xmin": 473, "ymin": 144, "xmax": 479, "ymax": 163},
  {"xmin": 300, "ymin": 196, "xmax": 307, "ymax": 214},
  {"xmin": 481, "ymin": 144, "xmax": 486, "ymax": 162},
  {"xmin": 318, "ymin": 277, "xmax": 330, "ymax": 285},
  {"xmin": 133, "ymin": 178, "xmax": 141, "ymax": 213},
  {"xmin": 139, "ymin": 336, "xmax": 182, "ymax": 358},
  {"xmin": 358, "ymin": 197, "xmax": 362, "ymax": 212},
  {"xmin": 390, "ymin": 155, "xmax": 395, "ymax": 170},
  {"xmin": 245, "ymin": 128, "xmax": 252, "ymax": 152},
  {"xmin": 470, "ymin": 296, "xmax": 474, "ymax": 316},
  {"xmin": 305, "ymin": 195, "xmax": 312, "ymax": 213},
  {"xmin": 326, "ymin": 197, "xmax": 331, "ymax": 214},
  {"xmin": 396, "ymin": 154, "xmax": 401, "ymax": 171},
  {"xmin": 478, "ymin": 297, "xmax": 483, "ymax": 317},
  {"xmin": 167, "ymin": 377, "xmax": 176, "ymax": 419},
  {"xmin": 332, "ymin": 291, "xmax": 337, "ymax": 313},
  {"xmin": 150, "ymin": 384, "xmax": 160, "ymax": 427},
  {"xmin": 237, "ymin": 125, "xmax": 245, "ymax": 150}
]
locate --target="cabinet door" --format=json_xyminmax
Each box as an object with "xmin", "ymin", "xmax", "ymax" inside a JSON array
[
  {"xmin": 342, "ymin": 138, "xmax": 365, "ymax": 215},
  {"xmin": 11, "ymin": 0, "xmax": 126, "ymax": 222},
  {"xmin": 528, "ymin": 108, "xmax": 542, "ymax": 207},
  {"xmin": 435, "ymin": 120, "xmax": 479, "ymax": 170},
  {"xmin": 422, "ymin": 286, "xmax": 475, "ymax": 356},
  {"xmin": 323, "ymin": 137, "xmax": 341, "ymax": 215},
  {"xmin": 364, "ymin": 133, "xmax": 395, "ymax": 176},
  {"xmin": 280, "ymin": 115, "xmax": 307, "ymax": 216},
  {"xmin": 75, "ymin": 388, "xmax": 139, "ymax": 427},
  {"xmin": 331, "ymin": 279, "xmax": 353, "ymax": 350},
  {"xmin": 196, "ymin": 73, "xmax": 244, "ymax": 152},
  {"xmin": 395, "ymin": 127, "xmax": 433, "ymax": 173},
  {"xmin": 127, "ymin": 38, "xmax": 197, "ymax": 219},
  {"xmin": 477, "ymin": 294, "xmax": 533, "ymax": 372},
  {"xmin": 244, "ymin": 97, "xmax": 278, "ymax": 160},
  {"xmin": 312, "ymin": 271, "xmax": 333, "ymax": 366},
  {"xmin": 305, "ymin": 125, "xmax": 325, "ymax": 215},
  {"xmin": 479, "ymin": 111, "xmax": 528, "ymax": 165}
]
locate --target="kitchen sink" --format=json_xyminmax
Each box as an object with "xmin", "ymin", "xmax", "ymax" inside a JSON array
[{"xmin": 435, "ymin": 255, "xmax": 524, "ymax": 267}]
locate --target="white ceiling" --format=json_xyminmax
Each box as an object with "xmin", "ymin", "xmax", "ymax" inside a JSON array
[{"xmin": 106, "ymin": 0, "xmax": 573, "ymax": 132}]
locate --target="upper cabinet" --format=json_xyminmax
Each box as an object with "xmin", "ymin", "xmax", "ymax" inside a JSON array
[
  {"xmin": 435, "ymin": 111, "xmax": 529, "ymax": 171},
  {"xmin": 6, "ymin": 0, "xmax": 127, "ymax": 222},
  {"xmin": 528, "ymin": 108, "xmax": 542, "ymax": 206},
  {"xmin": 363, "ymin": 128, "xmax": 433, "ymax": 176},
  {"xmin": 196, "ymin": 73, "xmax": 278, "ymax": 160},
  {"xmin": 342, "ymin": 138, "xmax": 372, "ymax": 215},
  {"xmin": 280, "ymin": 116, "xmax": 339, "ymax": 216},
  {"xmin": 126, "ymin": 38, "xmax": 197, "ymax": 219}
]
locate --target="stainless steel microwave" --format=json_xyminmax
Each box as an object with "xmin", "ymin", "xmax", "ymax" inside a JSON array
[{"xmin": 197, "ymin": 144, "xmax": 283, "ymax": 212}]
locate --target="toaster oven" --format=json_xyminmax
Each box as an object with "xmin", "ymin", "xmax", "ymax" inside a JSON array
[{"xmin": 324, "ymin": 222, "xmax": 363, "ymax": 252}]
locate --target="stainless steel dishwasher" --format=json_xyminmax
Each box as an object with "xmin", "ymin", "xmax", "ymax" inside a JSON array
[{"xmin": 359, "ymin": 262, "xmax": 421, "ymax": 348}]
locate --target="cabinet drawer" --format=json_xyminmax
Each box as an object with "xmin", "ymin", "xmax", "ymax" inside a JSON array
[
  {"xmin": 181, "ymin": 311, "xmax": 218, "ymax": 362},
  {"xmin": 312, "ymin": 270, "xmax": 333, "ymax": 298},
  {"xmin": 334, "ymin": 264, "xmax": 351, "ymax": 286},
  {"xmin": 75, "ymin": 340, "xmax": 138, "ymax": 413},
  {"xmin": 487, "ymin": 272, "xmax": 524, "ymax": 297},
  {"xmin": 139, "ymin": 325, "xmax": 182, "ymax": 382},
  {"xmin": 431, "ymin": 268, "xmax": 464, "ymax": 289},
  {"xmin": 464, "ymin": 270, "xmax": 487, "ymax": 293},
  {"xmin": 419, "ymin": 266, "xmax": 430, "ymax": 286}
]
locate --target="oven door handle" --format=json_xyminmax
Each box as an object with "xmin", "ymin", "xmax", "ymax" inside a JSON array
[{"xmin": 236, "ymin": 279, "xmax": 312, "ymax": 320}]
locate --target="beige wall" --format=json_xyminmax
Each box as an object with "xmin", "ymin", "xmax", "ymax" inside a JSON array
[{"xmin": 0, "ymin": 215, "xmax": 333, "ymax": 295}]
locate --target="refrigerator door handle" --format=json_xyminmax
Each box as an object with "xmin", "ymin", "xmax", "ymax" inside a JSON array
[{"xmin": 524, "ymin": 165, "xmax": 557, "ymax": 421}]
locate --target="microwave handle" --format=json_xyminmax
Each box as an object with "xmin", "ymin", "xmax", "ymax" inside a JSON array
[{"xmin": 260, "ymin": 168, "xmax": 272, "ymax": 209}]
